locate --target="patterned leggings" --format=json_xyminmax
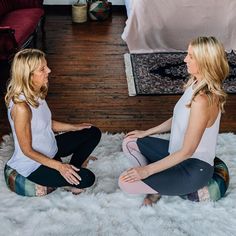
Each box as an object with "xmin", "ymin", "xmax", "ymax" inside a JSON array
[{"xmin": 119, "ymin": 136, "xmax": 213, "ymax": 196}]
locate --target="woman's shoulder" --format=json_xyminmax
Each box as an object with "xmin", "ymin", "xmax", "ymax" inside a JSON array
[
  {"xmin": 11, "ymin": 101, "xmax": 31, "ymax": 116},
  {"xmin": 192, "ymin": 91, "xmax": 220, "ymax": 112},
  {"xmin": 10, "ymin": 94, "xmax": 27, "ymax": 105},
  {"xmin": 191, "ymin": 92, "xmax": 210, "ymax": 110},
  {"xmin": 10, "ymin": 101, "xmax": 32, "ymax": 123}
]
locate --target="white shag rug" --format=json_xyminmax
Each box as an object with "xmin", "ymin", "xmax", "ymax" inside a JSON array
[{"xmin": 0, "ymin": 133, "xmax": 236, "ymax": 236}]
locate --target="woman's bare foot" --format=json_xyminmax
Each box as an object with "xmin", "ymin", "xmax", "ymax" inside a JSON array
[
  {"xmin": 143, "ymin": 194, "xmax": 161, "ymax": 206},
  {"xmin": 63, "ymin": 186, "xmax": 84, "ymax": 195},
  {"xmin": 81, "ymin": 156, "xmax": 98, "ymax": 168}
]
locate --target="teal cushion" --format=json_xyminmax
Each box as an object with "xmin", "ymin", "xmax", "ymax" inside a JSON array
[
  {"xmin": 181, "ymin": 157, "xmax": 230, "ymax": 202},
  {"xmin": 4, "ymin": 165, "xmax": 56, "ymax": 197}
]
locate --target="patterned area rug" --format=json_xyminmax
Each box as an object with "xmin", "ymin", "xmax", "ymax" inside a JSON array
[{"xmin": 124, "ymin": 52, "xmax": 236, "ymax": 96}]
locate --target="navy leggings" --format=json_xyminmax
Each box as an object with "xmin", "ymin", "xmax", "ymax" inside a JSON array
[
  {"xmin": 137, "ymin": 136, "xmax": 214, "ymax": 196},
  {"xmin": 27, "ymin": 126, "xmax": 101, "ymax": 189}
]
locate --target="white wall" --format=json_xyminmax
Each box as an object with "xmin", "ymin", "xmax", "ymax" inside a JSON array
[{"xmin": 44, "ymin": 0, "xmax": 124, "ymax": 5}]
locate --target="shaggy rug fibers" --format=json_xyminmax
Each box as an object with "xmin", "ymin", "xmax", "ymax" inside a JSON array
[
  {"xmin": 0, "ymin": 133, "xmax": 236, "ymax": 236},
  {"xmin": 124, "ymin": 52, "xmax": 236, "ymax": 96}
]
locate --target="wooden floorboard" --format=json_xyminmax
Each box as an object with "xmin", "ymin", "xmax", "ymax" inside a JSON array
[{"xmin": 0, "ymin": 12, "xmax": 235, "ymax": 140}]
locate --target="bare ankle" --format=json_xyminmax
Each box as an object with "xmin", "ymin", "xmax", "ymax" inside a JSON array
[
  {"xmin": 63, "ymin": 186, "xmax": 84, "ymax": 195},
  {"xmin": 143, "ymin": 194, "xmax": 161, "ymax": 206}
]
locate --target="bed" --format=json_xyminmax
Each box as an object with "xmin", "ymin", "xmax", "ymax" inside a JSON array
[{"xmin": 122, "ymin": 0, "xmax": 236, "ymax": 53}]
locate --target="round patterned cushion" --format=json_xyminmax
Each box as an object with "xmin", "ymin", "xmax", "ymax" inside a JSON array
[
  {"xmin": 4, "ymin": 165, "xmax": 56, "ymax": 197},
  {"xmin": 89, "ymin": 1, "xmax": 110, "ymax": 21},
  {"xmin": 181, "ymin": 157, "xmax": 230, "ymax": 202}
]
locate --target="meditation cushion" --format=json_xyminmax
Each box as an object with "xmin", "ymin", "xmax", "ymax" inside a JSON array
[
  {"xmin": 181, "ymin": 157, "xmax": 229, "ymax": 202},
  {"xmin": 89, "ymin": 1, "xmax": 110, "ymax": 21},
  {"xmin": 4, "ymin": 165, "xmax": 56, "ymax": 197}
]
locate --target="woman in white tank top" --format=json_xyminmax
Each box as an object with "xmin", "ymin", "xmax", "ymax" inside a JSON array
[
  {"xmin": 119, "ymin": 36, "xmax": 229, "ymax": 205},
  {"xmin": 5, "ymin": 49, "xmax": 101, "ymax": 194}
]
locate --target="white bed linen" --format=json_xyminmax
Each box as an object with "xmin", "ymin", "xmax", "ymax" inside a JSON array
[
  {"xmin": 124, "ymin": 0, "xmax": 132, "ymax": 17},
  {"xmin": 122, "ymin": 0, "xmax": 236, "ymax": 53}
]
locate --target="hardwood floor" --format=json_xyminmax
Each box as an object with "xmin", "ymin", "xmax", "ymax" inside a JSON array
[{"xmin": 0, "ymin": 11, "xmax": 235, "ymax": 140}]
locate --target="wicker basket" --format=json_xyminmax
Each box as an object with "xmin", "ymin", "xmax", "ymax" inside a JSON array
[{"xmin": 72, "ymin": 3, "xmax": 87, "ymax": 23}]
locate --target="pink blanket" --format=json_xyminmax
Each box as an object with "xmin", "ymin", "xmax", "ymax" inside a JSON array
[{"xmin": 122, "ymin": 0, "xmax": 236, "ymax": 53}]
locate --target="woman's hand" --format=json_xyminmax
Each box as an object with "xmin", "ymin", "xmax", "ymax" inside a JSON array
[
  {"xmin": 125, "ymin": 130, "xmax": 147, "ymax": 139},
  {"xmin": 58, "ymin": 163, "xmax": 81, "ymax": 185},
  {"xmin": 120, "ymin": 166, "xmax": 150, "ymax": 183},
  {"xmin": 71, "ymin": 123, "xmax": 92, "ymax": 131}
]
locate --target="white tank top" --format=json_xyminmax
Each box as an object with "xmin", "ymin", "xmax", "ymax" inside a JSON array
[
  {"xmin": 7, "ymin": 96, "xmax": 58, "ymax": 177},
  {"xmin": 168, "ymin": 83, "xmax": 221, "ymax": 166}
]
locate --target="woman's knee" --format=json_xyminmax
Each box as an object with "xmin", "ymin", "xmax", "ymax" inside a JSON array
[
  {"xmin": 119, "ymin": 174, "xmax": 158, "ymax": 194},
  {"xmin": 118, "ymin": 175, "xmax": 131, "ymax": 194},
  {"xmin": 118, "ymin": 173, "xmax": 136, "ymax": 194},
  {"xmin": 79, "ymin": 168, "xmax": 96, "ymax": 188},
  {"xmin": 122, "ymin": 136, "xmax": 137, "ymax": 153},
  {"xmin": 89, "ymin": 126, "xmax": 102, "ymax": 143}
]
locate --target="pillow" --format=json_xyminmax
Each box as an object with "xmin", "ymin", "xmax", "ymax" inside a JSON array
[
  {"xmin": 89, "ymin": 1, "xmax": 110, "ymax": 21},
  {"xmin": 181, "ymin": 157, "xmax": 230, "ymax": 202},
  {"xmin": 4, "ymin": 165, "xmax": 56, "ymax": 197}
]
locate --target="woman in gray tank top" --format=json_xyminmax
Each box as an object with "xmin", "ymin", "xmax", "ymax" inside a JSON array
[
  {"xmin": 119, "ymin": 36, "xmax": 229, "ymax": 206},
  {"xmin": 5, "ymin": 49, "xmax": 101, "ymax": 194}
]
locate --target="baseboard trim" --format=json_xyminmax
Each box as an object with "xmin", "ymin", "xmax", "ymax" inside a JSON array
[{"xmin": 44, "ymin": 4, "xmax": 126, "ymax": 15}]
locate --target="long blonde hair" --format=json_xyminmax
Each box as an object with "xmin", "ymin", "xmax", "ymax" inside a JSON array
[
  {"xmin": 185, "ymin": 36, "xmax": 229, "ymax": 112},
  {"xmin": 5, "ymin": 49, "xmax": 48, "ymax": 108}
]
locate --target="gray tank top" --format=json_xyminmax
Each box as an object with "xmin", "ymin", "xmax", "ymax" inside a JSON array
[
  {"xmin": 168, "ymin": 83, "xmax": 221, "ymax": 166},
  {"xmin": 7, "ymin": 96, "xmax": 58, "ymax": 177}
]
